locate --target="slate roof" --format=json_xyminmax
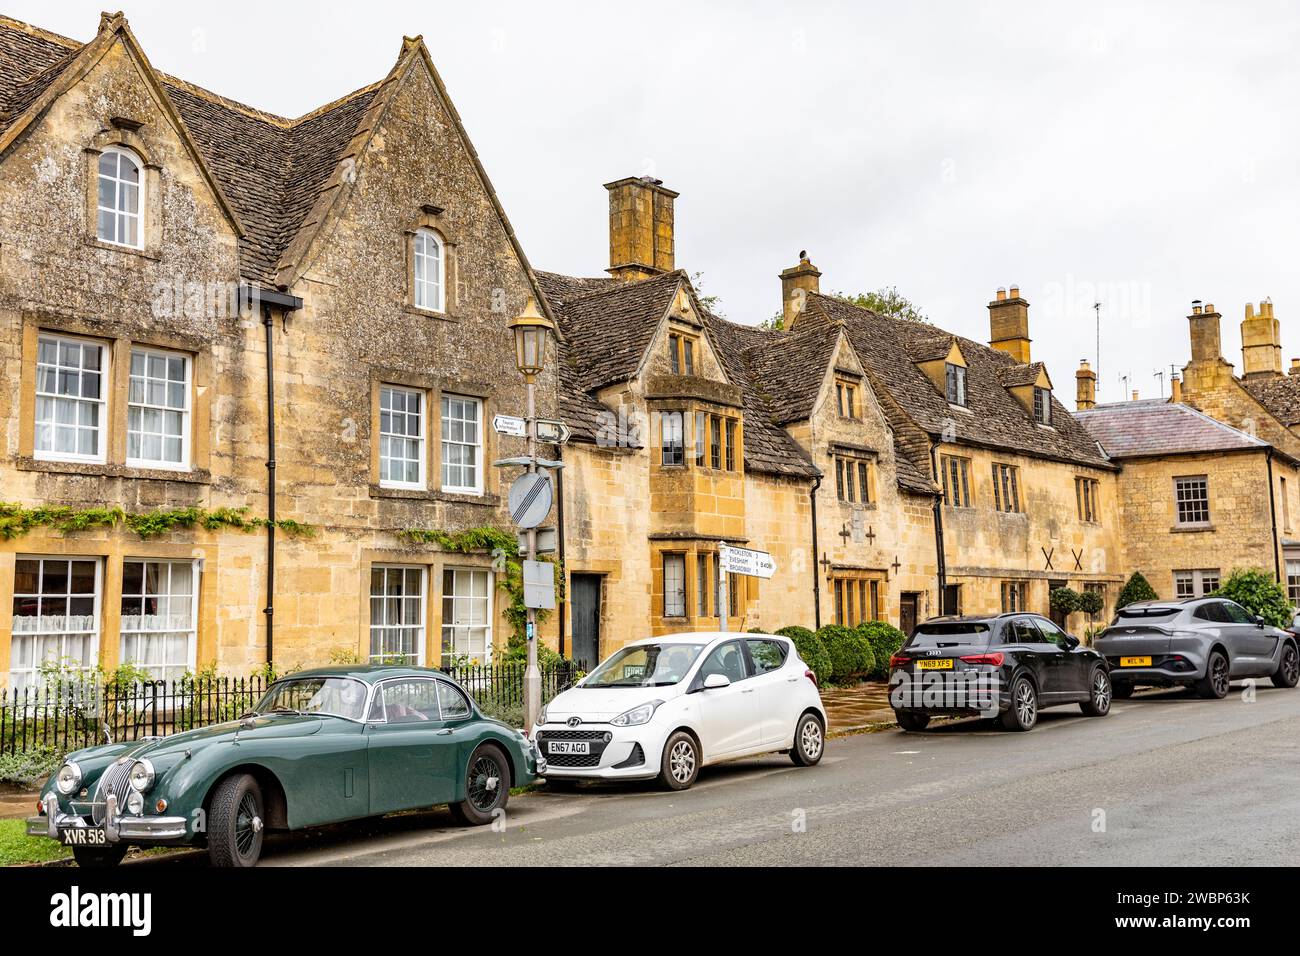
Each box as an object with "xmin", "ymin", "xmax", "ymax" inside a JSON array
[
  {"xmin": 804, "ymin": 294, "xmax": 1113, "ymax": 469},
  {"xmin": 0, "ymin": 15, "xmax": 383, "ymax": 285},
  {"xmin": 1242, "ymin": 375, "xmax": 1300, "ymax": 427},
  {"xmin": 1075, "ymin": 399, "xmax": 1273, "ymax": 459},
  {"xmin": 997, "ymin": 361, "xmax": 1046, "ymax": 388}
]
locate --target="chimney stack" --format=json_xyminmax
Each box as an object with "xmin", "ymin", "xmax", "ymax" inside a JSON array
[
  {"xmin": 1170, "ymin": 372, "xmax": 1183, "ymax": 403},
  {"xmin": 1241, "ymin": 300, "xmax": 1283, "ymax": 380},
  {"xmin": 988, "ymin": 285, "xmax": 1031, "ymax": 362},
  {"xmin": 1132, "ymin": 389, "xmax": 1140, "ymax": 401},
  {"xmin": 780, "ymin": 253, "xmax": 822, "ymax": 330},
  {"xmin": 604, "ymin": 176, "xmax": 678, "ymax": 282},
  {"xmin": 1187, "ymin": 299, "xmax": 1222, "ymax": 364},
  {"xmin": 1075, "ymin": 359, "xmax": 1096, "ymax": 410},
  {"xmin": 1291, "ymin": 358, "xmax": 1300, "ymax": 376}
]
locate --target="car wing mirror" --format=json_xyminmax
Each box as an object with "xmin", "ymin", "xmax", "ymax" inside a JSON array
[
  {"xmin": 702, "ymin": 673, "xmax": 731, "ymax": 690},
  {"xmin": 1063, "ymin": 635, "xmax": 1080, "ymax": 650}
]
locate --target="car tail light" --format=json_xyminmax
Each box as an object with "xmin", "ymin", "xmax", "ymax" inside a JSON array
[
  {"xmin": 960, "ymin": 652, "xmax": 1005, "ymax": 666},
  {"xmin": 805, "ymin": 669, "xmax": 817, "ymax": 686},
  {"xmin": 890, "ymin": 654, "xmax": 910, "ymax": 668}
]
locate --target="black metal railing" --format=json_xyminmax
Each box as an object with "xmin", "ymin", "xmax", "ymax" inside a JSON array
[{"xmin": 0, "ymin": 660, "xmax": 588, "ymax": 756}]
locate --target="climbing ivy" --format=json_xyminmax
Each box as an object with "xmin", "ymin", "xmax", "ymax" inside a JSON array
[{"xmin": 0, "ymin": 502, "xmax": 314, "ymax": 541}]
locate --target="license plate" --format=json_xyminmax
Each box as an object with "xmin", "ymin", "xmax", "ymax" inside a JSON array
[
  {"xmin": 917, "ymin": 659, "xmax": 954, "ymax": 670},
  {"xmin": 546, "ymin": 741, "xmax": 590, "ymax": 755},
  {"xmin": 1120, "ymin": 656, "xmax": 1152, "ymax": 667},
  {"xmin": 59, "ymin": 826, "xmax": 108, "ymax": 846}
]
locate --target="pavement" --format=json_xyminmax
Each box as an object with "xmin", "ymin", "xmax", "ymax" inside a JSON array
[
  {"xmin": 118, "ymin": 680, "xmax": 1300, "ymax": 867},
  {"xmin": 820, "ymin": 680, "xmax": 894, "ymax": 731}
]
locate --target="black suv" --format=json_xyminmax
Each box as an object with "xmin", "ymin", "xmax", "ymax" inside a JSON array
[{"xmin": 889, "ymin": 613, "xmax": 1112, "ymax": 732}]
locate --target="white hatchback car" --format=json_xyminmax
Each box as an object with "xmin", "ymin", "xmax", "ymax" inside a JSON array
[{"xmin": 533, "ymin": 632, "xmax": 827, "ymax": 790}]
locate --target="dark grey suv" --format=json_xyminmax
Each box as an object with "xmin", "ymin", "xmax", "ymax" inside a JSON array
[{"xmin": 1095, "ymin": 598, "xmax": 1300, "ymax": 698}]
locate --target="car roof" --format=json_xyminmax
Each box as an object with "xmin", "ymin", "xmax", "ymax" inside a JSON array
[
  {"xmin": 920, "ymin": 613, "xmax": 1037, "ymax": 625},
  {"xmin": 624, "ymin": 631, "xmax": 781, "ymax": 647},
  {"xmin": 286, "ymin": 664, "xmax": 456, "ymax": 684}
]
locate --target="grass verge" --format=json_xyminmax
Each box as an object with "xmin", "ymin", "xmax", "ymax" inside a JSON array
[{"xmin": 0, "ymin": 818, "xmax": 70, "ymax": 866}]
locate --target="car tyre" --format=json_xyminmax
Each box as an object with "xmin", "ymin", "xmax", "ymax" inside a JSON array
[
  {"xmin": 1271, "ymin": 642, "xmax": 1300, "ymax": 689},
  {"xmin": 1080, "ymin": 667, "xmax": 1112, "ymax": 717},
  {"xmin": 658, "ymin": 730, "xmax": 700, "ymax": 791},
  {"xmin": 72, "ymin": 844, "xmax": 128, "ymax": 868},
  {"xmin": 895, "ymin": 710, "xmax": 930, "ymax": 732},
  {"xmin": 790, "ymin": 713, "xmax": 825, "ymax": 766},
  {"xmin": 1000, "ymin": 675, "xmax": 1038, "ymax": 731},
  {"xmin": 1110, "ymin": 682, "xmax": 1134, "ymax": 699},
  {"xmin": 449, "ymin": 743, "xmax": 511, "ymax": 826},
  {"xmin": 207, "ymin": 773, "xmax": 265, "ymax": 868},
  {"xmin": 1195, "ymin": 650, "xmax": 1230, "ymax": 699}
]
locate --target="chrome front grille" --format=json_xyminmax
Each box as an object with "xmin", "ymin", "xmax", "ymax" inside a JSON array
[{"xmin": 92, "ymin": 757, "xmax": 133, "ymax": 825}]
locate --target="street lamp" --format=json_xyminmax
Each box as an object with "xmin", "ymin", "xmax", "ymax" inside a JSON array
[{"xmin": 509, "ymin": 296, "xmax": 553, "ymax": 731}]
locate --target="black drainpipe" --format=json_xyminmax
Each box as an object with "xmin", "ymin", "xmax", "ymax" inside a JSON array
[
  {"xmin": 243, "ymin": 285, "xmax": 303, "ymax": 666},
  {"xmin": 557, "ymin": 457, "xmax": 567, "ymax": 657},
  {"xmin": 929, "ymin": 442, "xmax": 948, "ymax": 612},
  {"xmin": 1267, "ymin": 449, "xmax": 1282, "ymax": 583},
  {"xmin": 810, "ymin": 474, "xmax": 823, "ymax": 629}
]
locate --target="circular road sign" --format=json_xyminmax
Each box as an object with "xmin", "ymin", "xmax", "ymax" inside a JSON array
[{"xmin": 508, "ymin": 472, "xmax": 553, "ymax": 529}]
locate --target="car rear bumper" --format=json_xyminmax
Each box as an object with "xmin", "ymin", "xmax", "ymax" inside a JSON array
[{"xmin": 1105, "ymin": 655, "xmax": 1204, "ymax": 683}]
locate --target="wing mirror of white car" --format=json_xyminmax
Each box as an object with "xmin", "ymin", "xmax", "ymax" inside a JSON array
[{"xmin": 702, "ymin": 673, "xmax": 731, "ymax": 690}]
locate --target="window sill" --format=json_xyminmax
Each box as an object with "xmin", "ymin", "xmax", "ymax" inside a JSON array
[
  {"xmin": 1171, "ymin": 524, "xmax": 1215, "ymax": 533},
  {"xmin": 403, "ymin": 305, "xmax": 457, "ymax": 322},
  {"xmin": 947, "ymin": 403, "xmax": 973, "ymax": 414},
  {"xmin": 84, "ymin": 236, "xmax": 160, "ymax": 261},
  {"xmin": 17, "ymin": 457, "xmax": 211, "ymax": 484},
  {"xmin": 369, "ymin": 484, "xmax": 500, "ymax": 507}
]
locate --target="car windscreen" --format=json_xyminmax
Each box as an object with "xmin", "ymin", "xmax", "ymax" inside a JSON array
[
  {"xmin": 255, "ymin": 678, "xmax": 369, "ymax": 720},
  {"xmin": 907, "ymin": 622, "xmax": 992, "ymax": 648},
  {"xmin": 583, "ymin": 643, "xmax": 706, "ymax": 687},
  {"xmin": 1111, "ymin": 607, "xmax": 1180, "ymax": 625}
]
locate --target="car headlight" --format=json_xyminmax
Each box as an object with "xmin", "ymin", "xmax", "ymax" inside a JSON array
[
  {"xmin": 610, "ymin": 700, "xmax": 663, "ymax": 727},
  {"xmin": 55, "ymin": 761, "xmax": 81, "ymax": 795},
  {"xmin": 128, "ymin": 759, "xmax": 155, "ymax": 793},
  {"xmin": 537, "ymin": 703, "xmax": 548, "ymax": 726},
  {"xmin": 125, "ymin": 790, "xmax": 144, "ymax": 815}
]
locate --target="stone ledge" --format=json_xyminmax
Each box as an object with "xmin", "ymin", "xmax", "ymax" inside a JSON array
[
  {"xmin": 1170, "ymin": 524, "xmax": 1216, "ymax": 533},
  {"xmin": 15, "ymin": 457, "xmax": 211, "ymax": 484},
  {"xmin": 368, "ymin": 484, "xmax": 500, "ymax": 507}
]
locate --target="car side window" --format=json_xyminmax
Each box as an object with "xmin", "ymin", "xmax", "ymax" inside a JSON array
[
  {"xmin": 1222, "ymin": 602, "xmax": 1253, "ymax": 625},
  {"xmin": 436, "ymin": 680, "xmax": 471, "ymax": 719},
  {"xmin": 699, "ymin": 640, "xmax": 749, "ymax": 683},
  {"xmin": 1033, "ymin": 618, "xmax": 1070, "ymax": 648},
  {"xmin": 1004, "ymin": 617, "xmax": 1042, "ymax": 644},
  {"xmin": 380, "ymin": 679, "xmax": 439, "ymax": 723},
  {"xmin": 1195, "ymin": 602, "xmax": 1229, "ymax": 623},
  {"xmin": 366, "ymin": 689, "xmax": 386, "ymax": 722},
  {"xmin": 745, "ymin": 638, "xmax": 788, "ymax": 675}
]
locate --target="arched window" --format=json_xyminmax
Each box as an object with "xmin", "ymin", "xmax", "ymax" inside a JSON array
[
  {"xmin": 97, "ymin": 148, "xmax": 143, "ymax": 248},
  {"xmin": 413, "ymin": 228, "xmax": 444, "ymax": 311}
]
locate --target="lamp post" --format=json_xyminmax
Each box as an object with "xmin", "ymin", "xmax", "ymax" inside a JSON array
[{"xmin": 509, "ymin": 297, "xmax": 553, "ymax": 731}]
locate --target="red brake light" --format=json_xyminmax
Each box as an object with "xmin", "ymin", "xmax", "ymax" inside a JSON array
[
  {"xmin": 889, "ymin": 654, "xmax": 910, "ymax": 667},
  {"xmin": 960, "ymin": 652, "xmax": 1005, "ymax": 666},
  {"xmin": 805, "ymin": 669, "xmax": 817, "ymax": 685}
]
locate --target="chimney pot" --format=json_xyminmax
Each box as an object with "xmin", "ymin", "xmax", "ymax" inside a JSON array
[
  {"xmin": 996, "ymin": 287, "xmax": 1007, "ymax": 302},
  {"xmin": 1132, "ymin": 389, "xmax": 1139, "ymax": 401},
  {"xmin": 1008, "ymin": 284, "xmax": 1020, "ymax": 299}
]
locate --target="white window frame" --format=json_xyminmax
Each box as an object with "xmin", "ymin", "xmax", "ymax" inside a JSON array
[
  {"xmin": 440, "ymin": 394, "xmax": 483, "ymax": 495},
  {"xmin": 1174, "ymin": 568, "xmax": 1220, "ymax": 599},
  {"xmin": 96, "ymin": 146, "xmax": 144, "ymax": 249},
  {"xmin": 413, "ymin": 228, "xmax": 445, "ymax": 312},
  {"xmin": 369, "ymin": 565, "xmax": 427, "ymax": 665},
  {"xmin": 34, "ymin": 333, "xmax": 109, "ymax": 464},
  {"xmin": 1174, "ymin": 475, "xmax": 1211, "ymax": 527},
  {"xmin": 9, "ymin": 556, "xmax": 103, "ymax": 690},
  {"xmin": 1287, "ymin": 560, "xmax": 1300, "ymax": 605},
  {"xmin": 118, "ymin": 559, "xmax": 201, "ymax": 682},
  {"xmin": 379, "ymin": 385, "xmax": 427, "ymax": 490},
  {"xmin": 440, "ymin": 566, "xmax": 493, "ymax": 664},
  {"xmin": 663, "ymin": 553, "xmax": 686, "ymax": 618},
  {"xmin": 127, "ymin": 346, "xmax": 192, "ymax": 471}
]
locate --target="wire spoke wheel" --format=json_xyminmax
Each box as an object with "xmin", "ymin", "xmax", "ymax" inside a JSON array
[
  {"xmin": 467, "ymin": 754, "xmax": 504, "ymax": 812},
  {"xmin": 235, "ymin": 791, "xmax": 262, "ymax": 857}
]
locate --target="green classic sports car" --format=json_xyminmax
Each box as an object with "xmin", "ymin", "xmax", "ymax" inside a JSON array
[{"xmin": 26, "ymin": 665, "xmax": 545, "ymax": 867}]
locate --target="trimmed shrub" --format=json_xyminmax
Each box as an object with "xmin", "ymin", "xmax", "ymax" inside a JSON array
[
  {"xmin": 1049, "ymin": 587, "xmax": 1082, "ymax": 617},
  {"xmin": 854, "ymin": 621, "xmax": 907, "ymax": 679},
  {"xmin": 777, "ymin": 625, "xmax": 831, "ymax": 686},
  {"xmin": 1077, "ymin": 589, "xmax": 1104, "ymax": 618},
  {"xmin": 1117, "ymin": 572, "xmax": 1158, "ymax": 609},
  {"xmin": 817, "ymin": 624, "xmax": 876, "ymax": 683},
  {"xmin": 1212, "ymin": 568, "xmax": 1292, "ymax": 628}
]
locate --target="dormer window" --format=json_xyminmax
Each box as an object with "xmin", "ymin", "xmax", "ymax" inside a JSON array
[
  {"xmin": 413, "ymin": 228, "xmax": 444, "ymax": 312},
  {"xmin": 945, "ymin": 363, "xmax": 967, "ymax": 406},
  {"xmin": 96, "ymin": 148, "xmax": 142, "ymax": 248},
  {"xmin": 835, "ymin": 378, "xmax": 859, "ymax": 418},
  {"xmin": 1033, "ymin": 387, "xmax": 1052, "ymax": 425},
  {"xmin": 668, "ymin": 332, "xmax": 697, "ymax": 376}
]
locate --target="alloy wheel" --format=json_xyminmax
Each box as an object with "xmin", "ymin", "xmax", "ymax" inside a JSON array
[
  {"xmin": 669, "ymin": 739, "xmax": 696, "ymax": 783},
  {"xmin": 1284, "ymin": 646, "xmax": 1299, "ymax": 684},
  {"xmin": 1211, "ymin": 655, "xmax": 1230, "ymax": 696},
  {"xmin": 1016, "ymin": 682, "xmax": 1036, "ymax": 726},
  {"xmin": 467, "ymin": 754, "xmax": 503, "ymax": 812},
  {"xmin": 801, "ymin": 719, "xmax": 823, "ymax": 760},
  {"xmin": 1092, "ymin": 672, "xmax": 1111, "ymax": 712}
]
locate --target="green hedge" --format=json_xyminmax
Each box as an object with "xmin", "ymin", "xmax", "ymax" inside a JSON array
[
  {"xmin": 1117, "ymin": 572, "xmax": 1158, "ymax": 609},
  {"xmin": 776, "ymin": 625, "xmax": 832, "ymax": 686},
  {"xmin": 854, "ymin": 621, "xmax": 907, "ymax": 679},
  {"xmin": 817, "ymin": 624, "xmax": 876, "ymax": 683}
]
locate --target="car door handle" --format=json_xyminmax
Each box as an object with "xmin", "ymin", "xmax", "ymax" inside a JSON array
[
  {"xmin": 786, "ymin": 677, "xmax": 799, "ymax": 682},
  {"xmin": 436, "ymin": 729, "xmax": 454, "ymax": 735},
  {"xmin": 741, "ymin": 688, "xmax": 755, "ymax": 694}
]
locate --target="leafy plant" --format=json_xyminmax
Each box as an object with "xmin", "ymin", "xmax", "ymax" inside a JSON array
[
  {"xmin": 854, "ymin": 621, "xmax": 907, "ymax": 679},
  {"xmin": 1211, "ymin": 568, "xmax": 1293, "ymax": 628},
  {"xmin": 776, "ymin": 625, "xmax": 831, "ymax": 686},
  {"xmin": 1049, "ymin": 587, "xmax": 1082, "ymax": 617},
  {"xmin": 1117, "ymin": 572, "xmax": 1158, "ymax": 609},
  {"xmin": 0, "ymin": 502, "xmax": 313, "ymax": 541},
  {"xmin": 1077, "ymin": 589, "xmax": 1104, "ymax": 633},
  {"xmin": 0, "ymin": 746, "xmax": 63, "ymax": 787},
  {"xmin": 817, "ymin": 624, "xmax": 875, "ymax": 684}
]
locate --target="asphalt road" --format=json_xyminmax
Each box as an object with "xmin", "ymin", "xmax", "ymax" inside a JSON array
[{"xmin": 133, "ymin": 682, "xmax": 1300, "ymax": 867}]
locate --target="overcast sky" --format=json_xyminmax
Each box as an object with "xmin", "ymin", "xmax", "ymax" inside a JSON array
[{"xmin": 16, "ymin": 1, "xmax": 1300, "ymax": 406}]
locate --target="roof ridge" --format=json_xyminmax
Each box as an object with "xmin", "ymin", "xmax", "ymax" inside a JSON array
[
  {"xmin": 561, "ymin": 269, "xmax": 684, "ymax": 303},
  {"xmin": 0, "ymin": 14, "xmax": 79, "ymax": 50}
]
